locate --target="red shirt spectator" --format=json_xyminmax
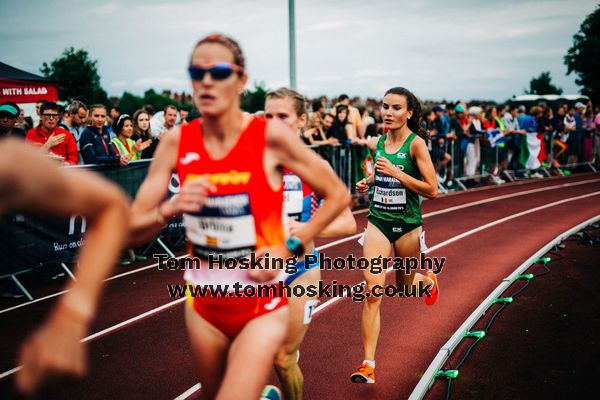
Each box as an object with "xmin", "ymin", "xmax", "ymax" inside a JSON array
[{"xmin": 26, "ymin": 102, "xmax": 78, "ymax": 165}]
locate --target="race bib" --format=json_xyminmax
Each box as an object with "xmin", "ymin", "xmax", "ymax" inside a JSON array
[
  {"xmin": 372, "ymin": 174, "xmax": 406, "ymax": 212},
  {"xmin": 283, "ymin": 173, "xmax": 303, "ymax": 220},
  {"xmin": 303, "ymin": 299, "xmax": 320, "ymax": 324},
  {"xmin": 184, "ymin": 193, "xmax": 256, "ymax": 259}
]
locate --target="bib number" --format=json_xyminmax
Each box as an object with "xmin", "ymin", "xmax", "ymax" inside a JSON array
[
  {"xmin": 184, "ymin": 193, "xmax": 256, "ymax": 259},
  {"xmin": 372, "ymin": 174, "xmax": 406, "ymax": 212},
  {"xmin": 283, "ymin": 173, "xmax": 303, "ymax": 220}
]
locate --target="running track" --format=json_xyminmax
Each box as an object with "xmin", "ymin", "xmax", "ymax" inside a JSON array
[{"xmin": 1, "ymin": 172, "xmax": 599, "ymax": 399}]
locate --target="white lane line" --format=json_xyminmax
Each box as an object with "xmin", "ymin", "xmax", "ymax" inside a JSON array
[
  {"xmin": 173, "ymin": 384, "xmax": 202, "ymax": 400},
  {"xmin": 324, "ymin": 178, "xmax": 600, "ymax": 252},
  {"xmin": 350, "ymin": 176, "xmax": 599, "ymax": 216},
  {"xmin": 0, "ymin": 298, "xmax": 187, "ymax": 380},
  {"xmin": 0, "ymin": 255, "xmax": 187, "ymax": 316},
  {"xmin": 3, "ymin": 181, "xmax": 598, "ymax": 387},
  {"xmin": 4, "ymin": 177, "xmax": 597, "ymax": 316},
  {"xmin": 172, "ymin": 189, "xmax": 600, "ymax": 400},
  {"xmin": 83, "ymin": 298, "xmax": 186, "ymax": 342},
  {"xmin": 0, "ymin": 366, "xmax": 21, "ymax": 380},
  {"xmin": 313, "ymin": 190, "xmax": 600, "ymax": 314}
]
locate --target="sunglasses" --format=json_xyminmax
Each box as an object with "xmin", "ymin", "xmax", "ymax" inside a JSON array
[
  {"xmin": 188, "ymin": 63, "xmax": 243, "ymax": 81},
  {"xmin": 42, "ymin": 113, "xmax": 59, "ymax": 119}
]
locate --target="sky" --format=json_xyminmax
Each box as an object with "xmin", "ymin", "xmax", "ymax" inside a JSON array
[{"xmin": 1, "ymin": 0, "xmax": 597, "ymax": 102}]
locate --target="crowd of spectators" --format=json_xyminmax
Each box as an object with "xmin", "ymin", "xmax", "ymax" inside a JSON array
[
  {"xmin": 301, "ymin": 95, "xmax": 600, "ymax": 188},
  {"xmin": 0, "ymin": 99, "xmax": 190, "ymax": 167},
  {"xmin": 1, "ymin": 95, "xmax": 599, "ymax": 189},
  {"xmin": 1, "ymin": 93, "xmax": 599, "ymax": 298}
]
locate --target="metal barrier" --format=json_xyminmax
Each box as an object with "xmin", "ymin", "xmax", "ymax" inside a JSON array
[
  {"xmin": 443, "ymin": 131, "xmax": 600, "ymax": 189},
  {"xmin": 2, "ymin": 136, "xmax": 597, "ymax": 299}
]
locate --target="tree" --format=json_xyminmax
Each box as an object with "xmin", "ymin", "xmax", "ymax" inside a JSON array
[
  {"xmin": 525, "ymin": 71, "xmax": 563, "ymax": 95},
  {"xmin": 241, "ymin": 82, "xmax": 268, "ymax": 113},
  {"xmin": 118, "ymin": 92, "xmax": 144, "ymax": 115},
  {"xmin": 142, "ymin": 89, "xmax": 178, "ymax": 113},
  {"xmin": 40, "ymin": 47, "xmax": 108, "ymax": 104},
  {"xmin": 564, "ymin": 5, "xmax": 600, "ymax": 103}
]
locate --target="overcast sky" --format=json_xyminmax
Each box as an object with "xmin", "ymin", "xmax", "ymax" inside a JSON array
[{"xmin": 1, "ymin": 0, "xmax": 597, "ymax": 102}]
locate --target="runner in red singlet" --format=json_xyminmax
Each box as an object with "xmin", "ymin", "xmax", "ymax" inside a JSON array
[{"xmin": 129, "ymin": 34, "xmax": 350, "ymax": 400}]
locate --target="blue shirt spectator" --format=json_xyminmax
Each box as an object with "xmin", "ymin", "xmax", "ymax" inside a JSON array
[
  {"xmin": 79, "ymin": 125, "xmax": 120, "ymax": 165},
  {"xmin": 520, "ymin": 114, "xmax": 537, "ymax": 133}
]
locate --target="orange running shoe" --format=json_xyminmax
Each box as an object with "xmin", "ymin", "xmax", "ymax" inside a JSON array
[
  {"xmin": 350, "ymin": 363, "xmax": 375, "ymax": 384},
  {"xmin": 425, "ymin": 271, "xmax": 439, "ymax": 306}
]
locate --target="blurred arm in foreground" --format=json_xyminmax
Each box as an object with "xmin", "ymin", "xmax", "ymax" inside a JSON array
[{"xmin": 0, "ymin": 138, "xmax": 129, "ymax": 395}]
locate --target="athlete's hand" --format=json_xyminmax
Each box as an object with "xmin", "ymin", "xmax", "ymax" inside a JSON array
[
  {"xmin": 287, "ymin": 218, "xmax": 305, "ymax": 237},
  {"xmin": 163, "ymin": 176, "xmax": 216, "ymax": 215},
  {"xmin": 375, "ymin": 156, "xmax": 401, "ymax": 179},
  {"xmin": 16, "ymin": 308, "xmax": 88, "ymax": 395},
  {"xmin": 356, "ymin": 178, "xmax": 370, "ymax": 194},
  {"xmin": 249, "ymin": 244, "xmax": 292, "ymax": 283}
]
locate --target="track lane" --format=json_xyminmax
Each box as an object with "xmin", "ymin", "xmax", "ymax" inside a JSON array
[
  {"xmin": 0, "ymin": 174, "xmax": 598, "ymax": 399},
  {"xmin": 2, "ymin": 177, "xmax": 598, "ymax": 376}
]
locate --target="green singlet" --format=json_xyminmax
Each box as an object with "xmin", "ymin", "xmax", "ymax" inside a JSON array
[{"xmin": 367, "ymin": 132, "xmax": 423, "ymax": 242}]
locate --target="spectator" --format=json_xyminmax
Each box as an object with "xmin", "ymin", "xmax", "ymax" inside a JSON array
[
  {"xmin": 564, "ymin": 106, "xmax": 577, "ymax": 164},
  {"xmin": 373, "ymin": 108, "xmax": 382, "ymax": 124},
  {"xmin": 482, "ymin": 106, "xmax": 507, "ymax": 183},
  {"xmin": 311, "ymin": 100, "xmax": 324, "ymax": 118},
  {"xmin": 582, "ymin": 110, "xmax": 595, "ymax": 162},
  {"xmin": 516, "ymin": 105, "xmax": 527, "ymax": 127},
  {"xmin": 551, "ymin": 106, "xmax": 566, "ymax": 135},
  {"xmin": 59, "ymin": 101, "xmax": 89, "ymax": 163},
  {"xmin": 550, "ymin": 106, "xmax": 567, "ymax": 166},
  {"xmin": 358, "ymin": 106, "xmax": 374, "ymax": 138},
  {"xmin": 431, "ymin": 105, "xmax": 452, "ymax": 182},
  {"xmin": 14, "ymin": 108, "xmax": 31, "ymax": 131},
  {"xmin": 449, "ymin": 104, "xmax": 470, "ymax": 178},
  {"xmin": 330, "ymin": 104, "xmax": 354, "ymax": 143},
  {"xmin": 333, "ymin": 94, "xmax": 361, "ymax": 135},
  {"xmin": 594, "ymin": 106, "xmax": 600, "ymax": 165},
  {"xmin": 304, "ymin": 113, "xmax": 331, "ymax": 146},
  {"xmin": 25, "ymin": 102, "xmax": 78, "ymax": 165},
  {"xmin": 111, "ymin": 114, "xmax": 152, "ymax": 161},
  {"xmin": 164, "ymin": 105, "xmax": 178, "ymax": 132},
  {"xmin": 178, "ymin": 107, "xmax": 190, "ymax": 125},
  {"xmin": 364, "ymin": 123, "xmax": 381, "ymax": 138},
  {"xmin": 0, "ymin": 102, "xmax": 26, "ymax": 138},
  {"xmin": 150, "ymin": 105, "xmax": 178, "ymax": 137},
  {"xmin": 60, "ymin": 101, "xmax": 89, "ymax": 142},
  {"xmin": 503, "ymin": 105, "xmax": 526, "ymax": 170},
  {"xmin": 465, "ymin": 106, "xmax": 484, "ymax": 178},
  {"xmin": 32, "ymin": 100, "xmax": 44, "ymax": 127},
  {"xmin": 519, "ymin": 106, "xmax": 544, "ymax": 178},
  {"xmin": 537, "ymin": 106, "xmax": 553, "ymax": 163},
  {"xmin": 322, "ymin": 113, "xmax": 337, "ymax": 143},
  {"xmin": 132, "ymin": 109, "xmax": 158, "ymax": 159},
  {"xmin": 571, "ymin": 102, "xmax": 585, "ymax": 163},
  {"xmin": 79, "ymin": 104, "xmax": 129, "ymax": 166},
  {"xmin": 110, "ymin": 106, "xmax": 121, "ymax": 123}
]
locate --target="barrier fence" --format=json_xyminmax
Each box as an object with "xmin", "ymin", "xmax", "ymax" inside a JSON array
[
  {"xmin": 1, "ymin": 140, "xmax": 597, "ymax": 299},
  {"xmin": 431, "ymin": 131, "xmax": 598, "ymax": 188}
]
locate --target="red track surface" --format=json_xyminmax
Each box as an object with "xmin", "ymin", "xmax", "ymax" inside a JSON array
[{"xmin": 1, "ymin": 172, "xmax": 599, "ymax": 399}]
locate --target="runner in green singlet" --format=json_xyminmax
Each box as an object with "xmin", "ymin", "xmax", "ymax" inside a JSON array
[{"xmin": 351, "ymin": 87, "xmax": 439, "ymax": 384}]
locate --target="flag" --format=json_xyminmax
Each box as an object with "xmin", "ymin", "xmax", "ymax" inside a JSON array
[
  {"xmin": 351, "ymin": 145, "xmax": 374, "ymax": 185},
  {"xmin": 518, "ymin": 132, "xmax": 545, "ymax": 169},
  {"xmin": 485, "ymin": 129, "xmax": 505, "ymax": 148}
]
